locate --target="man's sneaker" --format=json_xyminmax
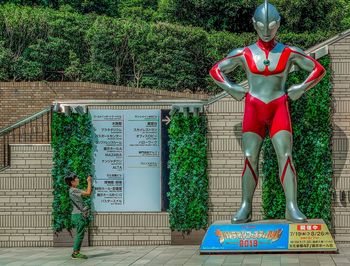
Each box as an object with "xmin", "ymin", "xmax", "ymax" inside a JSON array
[{"xmin": 71, "ymin": 253, "xmax": 88, "ymax": 259}]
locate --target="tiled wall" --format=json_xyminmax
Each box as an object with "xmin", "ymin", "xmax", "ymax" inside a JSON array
[
  {"xmin": 0, "ymin": 144, "xmax": 172, "ymax": 247},
  {"xmin": 329, "ymin": 35, "xmax": 350, "ymax": 244},
  {"xmin": 0, "ymin": 145, "xmax": 53, "ymax": 247}
]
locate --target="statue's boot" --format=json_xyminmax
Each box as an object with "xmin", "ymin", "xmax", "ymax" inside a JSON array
[
  {"xmin": 280, "ymin": 156, "xmax": 307, "ymax": 223},
  {"xmin": 271, "ymin": 130, "xmax": 307, "ymax": 223},
  {"xmin": 232, "ymin": 158, "xmax": 258, "ymax": 223}
]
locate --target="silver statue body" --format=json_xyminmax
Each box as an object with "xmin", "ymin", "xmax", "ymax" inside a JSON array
[{"xmin": 209, "ymin": 1, "xmax": 325, "ymax": 223}]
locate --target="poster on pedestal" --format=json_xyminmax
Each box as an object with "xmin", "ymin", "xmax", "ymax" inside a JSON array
[{"xmin": 200, "ymin": 219, "xmax": 337, "ymax": 253}]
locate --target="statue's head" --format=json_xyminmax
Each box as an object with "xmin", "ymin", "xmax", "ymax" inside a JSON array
[{"xmin": 252, "ymin": 0, "xmax": 281, "ymax": 42}]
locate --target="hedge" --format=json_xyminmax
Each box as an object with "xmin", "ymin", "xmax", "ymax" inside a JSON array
[
  {"xmin": 2, "ymin": 0, "xmax": 348, "ymax": 34},
  {"xmin": 167, "ymin": 113, "xmax": 208, "ymax": 233},
  {"xmin": 0, "ymin": 4, "xmax": 335, "ymax": 93},
  {"xmin": 51, "ymin": 112, "xmax": 93, "ymax": 232}
]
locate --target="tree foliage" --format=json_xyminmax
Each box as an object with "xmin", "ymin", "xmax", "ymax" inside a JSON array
[
  {"xmin": 1, "ymin": 0, "xmax": 349, "ymax": 33},
  {"xmin": 158, "ymin": 0, "xmax": 347, "ymax": 33},
  {"xmin": 0, "ymin": 4, "xmax": 336, "ymax": 92},
  {"xmin": 119, "ymin": 0, "xmax": 158, "ymax": 21},
  {"xmin": 274, "ymin": 0, "xmax": 347, "ymax": 33},
  {"xmin": 157, "ymin": 0, "xmax": 259, "ymax": 32}
]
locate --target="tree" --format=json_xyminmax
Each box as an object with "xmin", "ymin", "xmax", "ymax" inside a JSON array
[
  {"xmin": 57, "ymin": 0, "xmax": 119, "ymax": 17},
  {"xmin": 65, "ymin": 50, "xmax": 82, "ymax": 81},
  {"xmin": 0, "ymin": 0, "xmax": 51, "ymax": 6},
  {"xmin": 0, "ymin": 3, "xmax": 336, "ymax": 90},
  {"xmin": 84, "ymin": 17, "xmax": 133, "ymax": 84},
  {"xmin": 1, "ymin": 0, "xmax": 119, "ymax": 16},
  {"xmin": 20, "ymin": 37, "xmax": 70, "ymax": 80},
  {"xmin": 157, "ymin": 0, "xmax": 259, "ymax": 33},
  {"xmin": 273, "ymin": 0, "xmax": 346, "ymax": 33},
  {"xmin": 0, "ymin": 41, "xmax": 14, "ymax": 80},
  {"xmin": 157, "ymin": 0, "xmax": 347, "ymax": 33},
  {"xmin": 119, "ymin": 0, "xmax": 158, "ymax": 21}
]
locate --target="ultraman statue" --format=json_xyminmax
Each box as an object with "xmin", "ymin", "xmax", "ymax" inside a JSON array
[{"xmin": 209, "ymin": 0, "xmax": 325, "ymax": 223}]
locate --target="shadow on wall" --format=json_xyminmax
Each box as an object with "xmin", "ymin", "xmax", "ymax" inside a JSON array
[
  {"xmin": 331, "ymin": 120, "xmax": 349, "ymax": 231},
  {"xmin": 233, "ymin": 122, "xmax": 243, "ymax": 150},
  {"xmin": 332, "ymin": 123, "xmax": 349, "ymax": 203}
]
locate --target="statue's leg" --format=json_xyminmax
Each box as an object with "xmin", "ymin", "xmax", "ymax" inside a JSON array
[
  {"xmin": 232, "ymin": 132, "xmax": 263, "ymax": 223},
  {"xmin": 271, "ymin": 130, "xmax": 307, "ymax": 222}
]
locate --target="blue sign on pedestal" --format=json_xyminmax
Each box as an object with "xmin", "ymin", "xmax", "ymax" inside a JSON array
[
  {"xmin": 201, "ymin": 223, "xmax": 289, "ymax": 252},
  {"xmin": 200, "ymin": 220, "xmax": 337, "ymax": 253}
]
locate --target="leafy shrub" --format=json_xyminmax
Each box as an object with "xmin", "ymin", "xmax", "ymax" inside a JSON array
[
  {"xmin": 51, "ymin": 112, "xmax": 93, "ymax": 232},
  {"xmin": 167, "ymin": 113, "xmax": 208, "ymax": 233}
]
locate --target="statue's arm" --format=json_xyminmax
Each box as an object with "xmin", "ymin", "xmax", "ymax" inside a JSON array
[
  {"xmin": 209, "ymin": 48, "xmax": 247, "ymax": 101},
  {"xmin": 287, "ymin": 46, "xmax": 326, "ymax": 101}
]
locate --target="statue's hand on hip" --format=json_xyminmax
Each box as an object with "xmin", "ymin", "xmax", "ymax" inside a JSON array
[
  {"xmin": 226, "ymin": 84, "xmax": 248, "ymax": 101},
  {"xmin": 287, "ymin": 84, "xmax": 305, "ymax": 101}
]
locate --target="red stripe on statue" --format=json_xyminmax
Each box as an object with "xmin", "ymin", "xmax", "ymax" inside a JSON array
[
  {"xmin": 242, "ymin": 158, "xmax": 258, "ymax": 187},
  {"xmin": 244, "ymin": 47, "xmax": 291, "ymax": 76},
  {"xmin": 243, "ymin": 48, "xmax": 260, "ymax": 74},
  {"xmin": 281, "ymin": 156, "xmax": 296, "ymax": 184},
  {"xmin": 209, "ymin": 63, "xmax": 225, "ymax": 83},
  {"xmin": 291, "ymin": 50, "xmax": 326, "ymax": 83},
  {"xmin": 209, "ymin": 53, "xmax": 243, "ymax": 83},
  {"xmin": 274, "ymin": 47, "xmax": 292, "ymax": 74}
]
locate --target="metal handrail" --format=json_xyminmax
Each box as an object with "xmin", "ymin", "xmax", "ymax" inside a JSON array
[
  {"xmin": 0, "ymin": 106, "xmax": 52, "ymax": 171},
  {"xmin": 0, "ymin": 107, "xmax": 51, "ymax": 135}
]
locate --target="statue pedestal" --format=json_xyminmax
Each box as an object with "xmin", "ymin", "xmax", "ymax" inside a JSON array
[{"xmin": 200, "ymin": 219, "xmax": 337, "ymax": 254}]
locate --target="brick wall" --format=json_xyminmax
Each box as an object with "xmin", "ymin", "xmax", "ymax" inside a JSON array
[
  {"xmin": 0, "ymin": 143, "xmax": 172, "ymax": 248},
  {"xmin": 329, "ymin": 35, "xmax": 350, "ymax": 244},
  {"xmin": 0, "ymin": 144, "xmax": 53, "ymax": 247},
  {"xmin": 90, "ymin": 213, "xmax": 171, "ymax": 246},
  {"xmin": 0, "ymin": 82, "xmax": 208, "ymax": 130}
]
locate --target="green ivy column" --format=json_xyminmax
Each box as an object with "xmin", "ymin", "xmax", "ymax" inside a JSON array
[
  {"xmin": 51, "ymin": 112, "xmax": 93, "ymax": 233},
  {"xmin": 262, "ymin": 56, "xmax": 333, "ymax": 227},
  {"xmin": 167, "ymin": 113, "xmax": 208, "ymax": 233}
]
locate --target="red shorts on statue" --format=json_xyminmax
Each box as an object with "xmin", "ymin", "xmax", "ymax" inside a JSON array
[{"xmin": 242, "ymin": 93, "xmax": 292, "ymax": 138}]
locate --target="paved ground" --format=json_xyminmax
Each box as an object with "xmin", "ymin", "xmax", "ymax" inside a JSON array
[{"xmin": 0, "ymin": 245, "xmax": 350, "ymax": 266}]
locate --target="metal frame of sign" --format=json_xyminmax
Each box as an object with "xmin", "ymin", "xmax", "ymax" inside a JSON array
[{"xmin": 90, "ymin": 109, "xmax": 166, "ymax": 212}]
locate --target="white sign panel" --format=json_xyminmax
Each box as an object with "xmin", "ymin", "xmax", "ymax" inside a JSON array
[{"xmin": 90, "ymin": 109, "xmax": 161, "ymax": 212}]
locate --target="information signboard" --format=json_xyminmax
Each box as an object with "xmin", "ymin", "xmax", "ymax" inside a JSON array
[
  {"xmin": 90, "ymin": 109, "xmax": 161, "ymax": 212},
  {"xmin": 288, "ymin": 223, "xmax": 336, "ymax": 250}
]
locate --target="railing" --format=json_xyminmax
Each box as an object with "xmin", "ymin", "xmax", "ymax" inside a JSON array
[{"xmin": 0, "ymin": 107, "xmax": 52, "ymax": 171}]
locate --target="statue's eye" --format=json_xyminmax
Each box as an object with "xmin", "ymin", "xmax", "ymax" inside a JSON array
[
  {"xmin": 269, "ymin": 21, "xmax": 277, "ymax": 29},
  {"xmin": 257, "ymin": 21, "xmax": 264, "ymax": 30}
]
